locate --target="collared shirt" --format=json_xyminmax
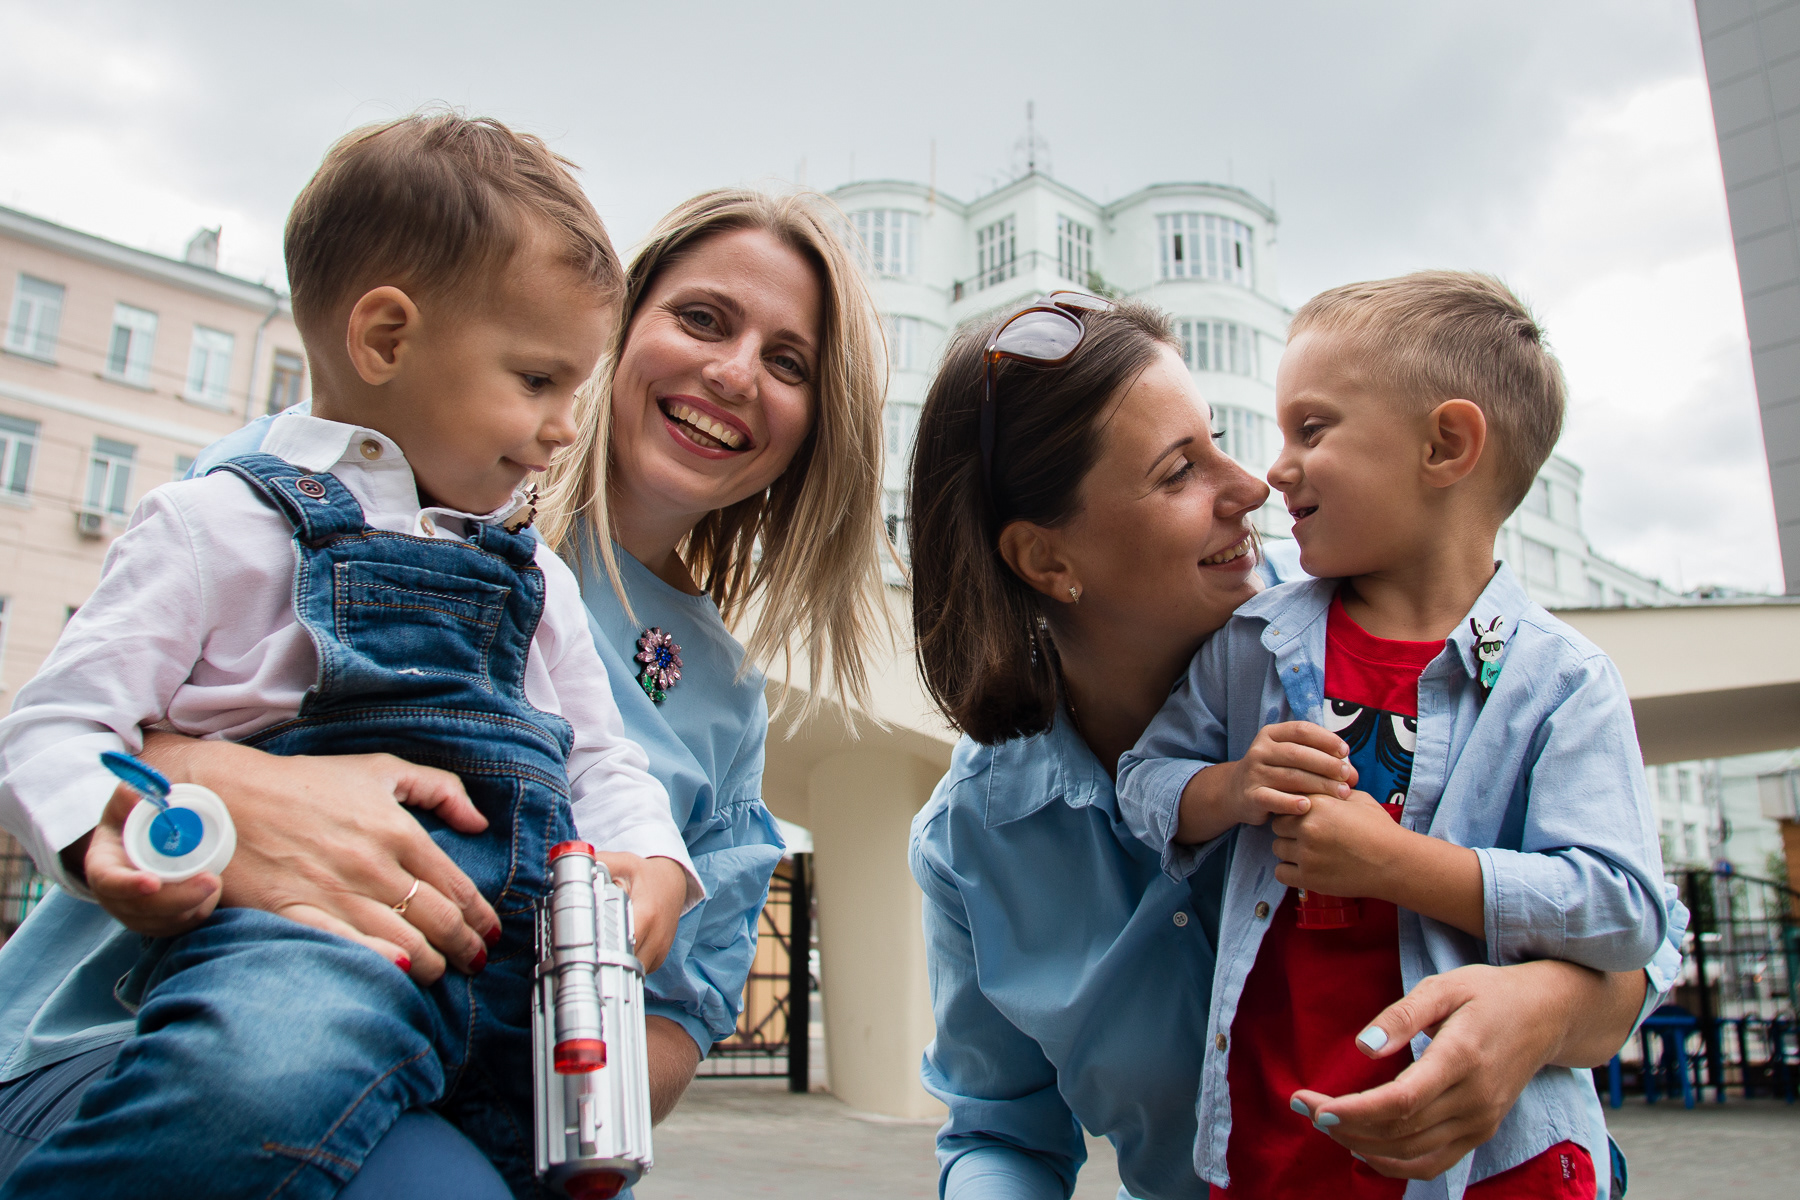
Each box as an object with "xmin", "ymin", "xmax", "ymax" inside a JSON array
[
  {"xmin": 0, "ymin": 411, "xmax": 698, "ymax": 899},
  {"xmin": 1116, "ymin": 565, "xmax": 1686, "ymax": 1198}
]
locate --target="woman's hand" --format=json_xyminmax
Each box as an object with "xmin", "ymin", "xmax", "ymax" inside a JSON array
[
  {"xmin": 593, "ymin": 852, "xmax": 687, "ymax": 974},
  {"xmin": 1289, "ymin": 960, "xmax": 1643, "ymax": 1179},
  {"xmin": 138, "ymin": 732, "xmax": 501, "ymax": 983},
  {"xmin": 68, "ymin": 783, "xmax": 226, "ymax": 937}
]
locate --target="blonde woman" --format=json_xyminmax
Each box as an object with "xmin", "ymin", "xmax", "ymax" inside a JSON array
[{"xmin": 0, "ymin": 189, "xmax": 890, "ymax": 1198}]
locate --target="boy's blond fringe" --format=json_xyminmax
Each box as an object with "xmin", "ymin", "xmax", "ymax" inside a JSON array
[{"xmin": 537, "ymin": 188, "xmax": 895, "ymax": 729}]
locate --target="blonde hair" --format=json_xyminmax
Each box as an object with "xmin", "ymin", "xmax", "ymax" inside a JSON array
[
  {"xmin": 539, "ymin": 188, "xmax": 891, "ymax": 718},
  {"xmin": 1288, "ymin": 270, "xmax": 1566, "ymax": 512}
]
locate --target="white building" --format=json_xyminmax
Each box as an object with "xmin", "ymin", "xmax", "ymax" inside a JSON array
[{"xmin": 829, "ymin": 170, "xmax": 1684, "ymax": 612}]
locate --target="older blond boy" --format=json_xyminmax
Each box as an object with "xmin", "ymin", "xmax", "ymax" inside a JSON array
[{"xmin": 1118, "ymin": 273, "xmax": 1673, "ymax": 1199}]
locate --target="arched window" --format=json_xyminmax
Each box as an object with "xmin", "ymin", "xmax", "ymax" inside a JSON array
[{"xmin": 1157, "ymin": 214, "xmax": 1253, "ymax": 286}]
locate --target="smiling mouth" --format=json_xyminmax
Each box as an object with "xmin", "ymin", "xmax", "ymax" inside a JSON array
[
  {"xmin": 661, "ymin": 399, "xmax": 748, "ymax": 451},
  {"xmin": 1288, "ymin": 505, "xmax": 1318, "ymax": 522},
  {"xmin": 1201, "ymin": 535, "xmax": 1253, "ymax": 566}
]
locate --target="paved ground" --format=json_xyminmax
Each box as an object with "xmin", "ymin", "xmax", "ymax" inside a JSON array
[{"xmin": 638, "ymin": 1080, "xmax": 1800, "ymax": 1199}]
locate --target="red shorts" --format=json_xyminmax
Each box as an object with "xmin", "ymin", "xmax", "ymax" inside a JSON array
[
  {"xmin": 1466, "ymin": 1142, "xmax": 1593, "ymax": 1199},
  {"xmin": 1208, "ymin": 1141, "xmax": 1592, "ymax": 1200}
]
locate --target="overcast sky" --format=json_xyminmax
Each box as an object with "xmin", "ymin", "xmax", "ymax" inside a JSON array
[{"xmin": 0, "ymin": 0, "xmax": 1779, "ymax": 591}]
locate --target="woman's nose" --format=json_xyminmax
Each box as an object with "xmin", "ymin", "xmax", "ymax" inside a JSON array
[
  {"xmin": 702, "ymin": 337, "xmax": 759, "ymax": 401},
  {"xmin": 1221, "ymin": 458, "xmax": 1270, "ymax": 519}
]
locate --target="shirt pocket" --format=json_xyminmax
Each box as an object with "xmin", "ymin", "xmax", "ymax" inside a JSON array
[{"xmin": 332, "ymin": 560, "xmax": 511, "ymax": 683}]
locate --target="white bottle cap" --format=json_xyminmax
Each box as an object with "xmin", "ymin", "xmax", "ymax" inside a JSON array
[{"xmin": 122, "ymin": 782, "xmax": 236, "ymax": 882}]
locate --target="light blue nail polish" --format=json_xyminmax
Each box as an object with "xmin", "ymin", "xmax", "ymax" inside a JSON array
[
  {"xmin": 1356, "ymin": 1026, "xmax": 1389, "ymax": 1053},
  {"xmin": 1289, "ymin": 1097, "xmax": 1311, "ymax": 1117},
  {"xmin": 1313, "ymin": 1112, "xmax": 1340, "ymax": 1128}
]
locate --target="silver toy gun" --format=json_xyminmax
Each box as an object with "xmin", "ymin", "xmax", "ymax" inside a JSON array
[{"xmin": 533, "ymin": 840, "xmax": 654, "ymax": 1200}]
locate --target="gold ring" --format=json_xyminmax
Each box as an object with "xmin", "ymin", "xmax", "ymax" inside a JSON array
[{"xmin": 393, "ymin": 879, "xmax": 421, "ymax": 915}]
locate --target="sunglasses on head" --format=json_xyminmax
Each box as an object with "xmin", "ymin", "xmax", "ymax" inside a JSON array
[{"xmin": 980, "ymin": 291, "xmax": 1119, "ymax": 493}]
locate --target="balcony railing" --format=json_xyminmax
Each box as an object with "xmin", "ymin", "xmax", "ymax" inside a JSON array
[{"xmin": 952, "ymin": 251, "xmax": 1100, "ymax": 303}]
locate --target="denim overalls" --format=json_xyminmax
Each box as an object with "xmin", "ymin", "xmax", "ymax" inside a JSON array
[{"xmin": 0, "ymin": 454, "xmax": 576, "ymax": 1200}]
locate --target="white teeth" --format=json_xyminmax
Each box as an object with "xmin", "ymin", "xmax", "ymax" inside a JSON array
[
  {"xmin": 1201, "ymin": 538, "xmax": 1251, "ymax": 566},
  {"xmin": 665, "ymin": 401, "xmax": 745, "ymax": 449}
]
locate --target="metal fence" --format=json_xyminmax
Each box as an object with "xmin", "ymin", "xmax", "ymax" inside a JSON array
[
  {"xmin": 694, "ymin": 853, "xmax": 815, "ymax": 1092},
  {"xmin": 0, "ymin": 831, "xmax": 49, "ymax": 945},
  {"xmin": 1610, "ymin": 868, "xmax": 1799, "ymax": 1104}
]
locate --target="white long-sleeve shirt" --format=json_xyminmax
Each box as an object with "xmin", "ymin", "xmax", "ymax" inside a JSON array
[{"xmin": 0, "ymin": 413, "xmax": 700, "ymax": 904}]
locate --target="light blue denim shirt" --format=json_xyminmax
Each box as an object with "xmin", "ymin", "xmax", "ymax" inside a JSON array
[
  {"xmin": 1115, "ymin": 564, "xmax": 1686, "ymax": 1198},
  {"xmin": 0, "ymin": 410, "xmax": 783, "ymax": 1077}
]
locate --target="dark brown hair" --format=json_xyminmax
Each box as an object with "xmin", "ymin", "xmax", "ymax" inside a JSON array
[
  {"xmin": 1288, "ymin": 270, "xmax": 1566, "ymax": 512},
  {"xmin": 284, "ymin": 111, "xmax": 623, "ymax": 333},
  {"xmin": 909, "ymin": 301, "xmax": 1177, "ymax": 744}
]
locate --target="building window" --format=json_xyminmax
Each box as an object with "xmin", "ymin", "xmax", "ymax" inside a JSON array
[
  {"xmin": 885, "ymin": 400, "xmax": 922, "ymax": 465},
  {"xmin": 975, "ymin": 216, "xmax": 1017, "ymax": 289},
  {"xmin": 884, "ymin": 316, "xmax": 926, "ymax": 373},
  {"xmin": 1056, "ymin": 215, "xmax": 1094, "ymax": 283},
  {"xmin": 268, "ymin": 351, "xmax": 305, "ymax": 413},
  {"xmin": 184, "ymin": 326, "xmax": 235, "ymax": 406},
  {"xmin": 1157, "ymin": 213, "xmax": 1253, "ymax": 285},
  {"xmin": 5, "ymin": 275, "xmax": 64, "ymax": 360},
  {"xmin": 1587, "ymin": 577, "xmax": 1606, "ymax": 607},
  {"xmin": 882, "ymin": 488, "xmax": 908, "ymax": 556},
  {"xmin": 174, "ymin": 454, "xmax": 196, "ymax": 481},
  {"xmin": 1611, "ymin": 588, "xmax": 1629, "ymax": 607},
  {"xmin": 85, "ymin": 437, "xmax": 136, "ymax": 517},
  {"xmin": 1521, "ymin": 476, "xmax": 1552, "ymax": 519},
  {"xmin": 1521, "ymin": 536, "xmax": 1557, "ymax": 589},
  {"xmin": 851, "ymin": 210, "xmax": 919, "ymax": 278},
  {"xmin": 1213, "ymin": 404, "xmax": 1276, "ymax": 474},
  {"xmin": 1177, "ymin": 319, "xmax": 1258, "ymax": 376},
  {"xmin": 105, "ymin": 304, "xmax": 158, "ymax": 386},
  {"xmin": 0, "ymin": 414, "xmax": 38, "ymax": 498}
]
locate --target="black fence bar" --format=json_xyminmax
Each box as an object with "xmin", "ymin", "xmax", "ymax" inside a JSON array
[{"xmin": 787, "ymin": 854, "xmax": 811, "ymax": 1093}]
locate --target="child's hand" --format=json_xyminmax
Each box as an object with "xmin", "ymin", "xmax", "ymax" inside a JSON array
[
  {"xmin": 1268, "ymin": 790, "xmax": 1403, "ymax": 898},
  {"xmin": 76, "ymin": 783, "xmax": 223, "ymax": 937},
  {"xmin": 594, "ymin": 852, "xmax": 687, "ymax": 974},
  {"xmin": 1230, "ymin": 721, "xmax": 1357, "ymax": 823}
]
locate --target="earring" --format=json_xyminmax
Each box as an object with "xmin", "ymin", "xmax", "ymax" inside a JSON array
[{"xmin": 1068, "ymin": 585, "xmax": 1081, "ymax": 604}]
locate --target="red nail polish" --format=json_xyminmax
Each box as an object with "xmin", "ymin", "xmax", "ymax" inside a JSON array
[
  {"xmin": 470, "ymin": 948, "xmax": 487, "ymax": 973},
  {"xmin": 396, "ymin": 956, "xmax": 412, "ymax": 974},
  {"xmin": 484, "ymin": 923, "xmax": 502, "ymax": 947}
]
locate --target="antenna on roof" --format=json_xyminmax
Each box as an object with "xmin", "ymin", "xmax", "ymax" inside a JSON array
[{"xmin": 1011, "ymin": 100, "xmax": 1051, "ymax": 181}]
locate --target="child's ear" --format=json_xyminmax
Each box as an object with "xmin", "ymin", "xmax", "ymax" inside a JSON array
[
  {"xmin": 996, "ymin": 520, "xmax": 1082, "ymax": 607},
  {"xmin": 344, "ymin": 286, "xmax": 422, "ymax": 386},
  {"xmin": 1422, "ymin": 399, "xmax": 1486, "ymax": 489}
]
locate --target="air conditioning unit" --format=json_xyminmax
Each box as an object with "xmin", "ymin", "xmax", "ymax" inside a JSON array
[{"xmin": 75, "ymin": 509, "xmax": 106, "ymax": 539}]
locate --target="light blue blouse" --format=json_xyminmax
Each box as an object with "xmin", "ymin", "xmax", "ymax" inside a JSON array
[{"xmin": 0, "ymin": 413, "xmax": 783, "ymax": 1077}]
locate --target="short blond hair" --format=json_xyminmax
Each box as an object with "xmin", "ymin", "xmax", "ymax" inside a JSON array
[
  {"xmin": 538, "ymin": 188, "xmax": 891, "ymax": 718},
  {"xmin": 1288, "ymin": 270, "xmax": 1566, "ymax": 512},
  {"xmin": 286, "ymin": 111, "xmax": 622, "ymax": 333}
]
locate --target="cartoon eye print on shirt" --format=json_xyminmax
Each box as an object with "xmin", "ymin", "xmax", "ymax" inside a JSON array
[{"xmin": 1321, "ymin": 697, "xmax": 1418, "ymax": 813}]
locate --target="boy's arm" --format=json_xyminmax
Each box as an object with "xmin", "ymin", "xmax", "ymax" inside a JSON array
[{"xmin": 1474, "ymin": 653, "xmax": 1669, "ymax": 972}]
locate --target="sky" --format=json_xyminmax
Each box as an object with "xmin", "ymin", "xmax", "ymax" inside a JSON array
[{"xmin": 0, "ymin": 0, "xmax": 1780, "ymax": 592}]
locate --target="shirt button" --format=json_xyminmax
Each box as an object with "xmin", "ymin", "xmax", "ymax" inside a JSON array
[
  {"xmin": 1173, "ymin": 910, "xmax": 1189, "ymax": 927},
  {"xmin": 360, "ymin": 439, "xmax": 382, "ymax": 460},
  {"xmin": 1216, "ymin": 1033, "xmax": 1228, "ymax": 1051},
  {"xmin": 1255, "ymin": 901, "xmax": 1271, "ymax": 919},
  {"xmin": 419, "ymin": 516, "xmax": 435, "ymax": 536}
]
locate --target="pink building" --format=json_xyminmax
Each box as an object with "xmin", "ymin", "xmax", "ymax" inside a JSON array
[{"xmin": 0, "ymin": 205, "xmax": 307, "ymax": 934}]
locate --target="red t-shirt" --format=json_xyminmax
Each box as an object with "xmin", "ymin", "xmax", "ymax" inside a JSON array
[{"xmin": 1209, "ymin": 597, "xmax": 1592, "ymax": 1198}]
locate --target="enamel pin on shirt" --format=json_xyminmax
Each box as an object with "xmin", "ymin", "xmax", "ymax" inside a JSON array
[{"xmin": 1471, "ymin": 616, "xmax": 1507, "ymax": 694}]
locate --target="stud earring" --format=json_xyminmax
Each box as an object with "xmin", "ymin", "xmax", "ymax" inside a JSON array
[{"xmin": 1068, "ymin": 586, "xmax": 1081, "ymax": 604}]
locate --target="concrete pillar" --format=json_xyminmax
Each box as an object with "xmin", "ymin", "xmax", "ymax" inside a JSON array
[{"xmin": 806, "ymin": 746, "xmax": 945, "ymax": 1119}]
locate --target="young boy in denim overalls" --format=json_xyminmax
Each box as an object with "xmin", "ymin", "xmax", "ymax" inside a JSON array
[
  {"xmin": 0, "ymin": 114, "xmax": 699, "ymax": 1199},
  {"xmin": 1118, "ymin": 273, "xmax": 1675, "ymax": 1200}
]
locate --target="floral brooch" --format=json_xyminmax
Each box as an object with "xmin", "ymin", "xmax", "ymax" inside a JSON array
[{"xmin": 635, "ymin": 627, "xmax": 682, "ymax": 703}]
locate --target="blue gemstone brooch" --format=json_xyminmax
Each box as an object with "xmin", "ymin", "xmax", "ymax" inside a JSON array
[{"xmin": 635, "ymin": 627, "xmax": 682, "ymax": 704}]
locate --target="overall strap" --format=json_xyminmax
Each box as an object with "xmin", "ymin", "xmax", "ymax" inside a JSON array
[
  {"xmin": 208, "ymin": 452, "xmax": 367, "ymax": 545},
  {"xmin": 468, "ymin": 520, "xmax": 543, "ymax": 571}
]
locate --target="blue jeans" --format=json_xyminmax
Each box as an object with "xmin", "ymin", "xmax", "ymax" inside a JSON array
[{"xmin": 0, "ymin": 455, "xmax": 576, "ymax": 1199}]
